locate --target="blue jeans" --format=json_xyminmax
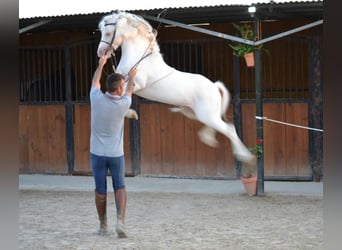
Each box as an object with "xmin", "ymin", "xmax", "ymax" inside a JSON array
[{"xmin": 91, "ymin": 153, "xmax": 126, "ymax": 194}]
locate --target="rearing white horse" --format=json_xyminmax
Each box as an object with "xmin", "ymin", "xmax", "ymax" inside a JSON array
[{"xmin": 97, "ymin": 11, "xmax": 255, "ymax": 165}]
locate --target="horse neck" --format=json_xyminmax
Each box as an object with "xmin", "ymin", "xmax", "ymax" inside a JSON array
[
  {"xmin": 122, "ymin": 36, "xmax": 154, "ymax": 58},
  {"xmin": 118, "ymin": 37, "xmax": 158, "ymax": 71}
]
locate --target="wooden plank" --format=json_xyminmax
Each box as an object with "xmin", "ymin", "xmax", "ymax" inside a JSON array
[
  {"xmin": 194, "ymin": 122, "xmax": 208, "ymax": 176},
  {"xmin": 47, "ymin": 105, "xmax": 68, "ymax": 172},
  {"xmin": 285, "ymin": 103, "xmax": 309, "ymax": 176},
  {"xmin": 171, "ymin": 111, "xmax": 186, "ymax": 176},
  {"xmin": 140, "ymin": 103, "xmax": 162, "ymax": 175},
  {"xmin": 73, "ymin": 104, "xmax": 91, "ymax": 173},
  {"xmin": 241, "ymin": 103, "xmax": 256, "ymax": 147},
  {"xmin": 151, "ymin": 104, "xmax": 162, "ymax": 174},
  {"xmin": 263, "ymin": 103, "xmax": 287, "ymax": 176},
  {"xmin": 19, "ymin": 105, "xmax": 67, "ymax": 173},
  {"xmin": 204, "ymin": 140, "xmax": 218, "ymax": 177},
  {"xmin": 160, "ymin": 104, "xmax": 174, "ymax": 175},
  {"xmin": 123, "ymin": 119, "xmax": 131, "ymax": 174},
  {"xmin": 183, "ymin": 115, "xmax": 197, "ymax": 176},
  {"xmin": 139, "ymin": 104, "xmax": 151, "ymax": 174},
  {"xmin": 19, "ymin": 106, "xmax": 30, "ymax": 172}
]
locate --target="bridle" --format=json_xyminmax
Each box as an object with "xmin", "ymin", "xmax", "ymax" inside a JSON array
[
  {"xmin": 100, "ymin": 22, "xmax": 118, "ymax": 72},
  {"xmin": 99, "ymin": 20, "xmax": 155, "ymax": 82},
  {"xmin": 99, "ymin": 8, "xmax": 169, "ymax": 81}
]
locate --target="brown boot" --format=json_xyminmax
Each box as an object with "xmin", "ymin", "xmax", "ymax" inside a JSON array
[{"xmin": 95, "ymin": 191, "xmax": 108, "ymax": 235}]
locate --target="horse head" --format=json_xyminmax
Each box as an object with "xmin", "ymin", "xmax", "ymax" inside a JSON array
[{"xmin": 97, "ymin": 11, "xmax": 158, "ymax": 58}]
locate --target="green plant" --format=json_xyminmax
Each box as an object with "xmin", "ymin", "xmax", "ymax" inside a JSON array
[
  {"xmin": 241, "ymin": 138, "xmax": 263, "ymax": 178},
  {"xmin": 229, "ymin": 23, "xmax": 263, "ymax": 57},
  {"xmin": 248, "ymin": 138, "xmax": 263, "ymax": 159}
]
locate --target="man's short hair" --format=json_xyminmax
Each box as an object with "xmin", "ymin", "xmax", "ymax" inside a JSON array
[{"xmin": 106, "ymin": 73, "xmax": 125, "ymax": 92}]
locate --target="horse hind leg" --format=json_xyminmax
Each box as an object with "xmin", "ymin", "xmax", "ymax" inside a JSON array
[
  {"xmin": 202, "ymin": 118, "xmax": 256, "ymax": 165},
  {"xmin": 170, "ymin": 107, "xmax": 220, "ymax": 147},
  {"xmin": 198, "ymin": 126, "xmax": 219, "ymax": 148},
  {"xmin": 222, "ymin": 122, "xmax": 256, "ymax": 165}
]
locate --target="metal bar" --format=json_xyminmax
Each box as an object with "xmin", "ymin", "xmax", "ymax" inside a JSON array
[
  {"xmin": 64, "ymin": 39, "xmax": 75, "ymax": 174},
  {"xmin": 254, "ymin": 17, "xmax": 264, "ymax": 195},
  {"xmin": 141, "ymin": 14, "xmax": 255, "ymax": 45},
  {"xmin": 37, "ymin": 49, "xmax": 42, "ymax": 102},
  {"xmin": 308, "ymin": 37, "xmax": 323, "ymax": 181},
  {"xmin": 264, "ymin": 176, "xmax": 313, "ymax": 181},
  {"xmin": 130, "ymin": 96, "xmax": 141, "ymax": 175},
  {"xmin": 288, "ymin": 41, "xmax": 292, "ymax": 99},
  {"xmin": 58, "ymin": 48, "xmax": 63, "ymax": 101},
  {"xmin": 19, "ymin": 20, "xmax": 52, "ymax": 34},
  {"xmin": 47, "ymin": 48, "xmax": 52, "ymax": 102},
  {"xmin": 282, "ymin": 42, "xmax": 285, "ymax": 98},
  {"xmin": 255, "ymin": 20, "xmax": 323, "ymax": 46},
  {"xmin": 42, "ymin": 48, "xmax": 47, "ymax": 101},
  {"xmin": 27, "ymin": 50, "xmax": 33, "ymax": 101},
  {"xmin": 142, "ymin": 14, "xmax": 322, "ymax": 49},
  {"xmin": 233, "ymin": 55, "xmax": 242, "ymax": 177},
  {"xmin": 53, "ymin": 48, "xmax": 57, "ymax": 101},
  {"xmin": 20, "ymin": 49, "xmax": 26, "ymax": 102}
]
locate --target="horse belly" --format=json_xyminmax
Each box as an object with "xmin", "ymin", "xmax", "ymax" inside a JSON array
[{"xmin": 135, "ymin": 86, "xmax": 190, "ymax": 106}]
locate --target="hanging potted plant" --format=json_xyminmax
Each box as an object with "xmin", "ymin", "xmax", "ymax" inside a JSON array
[
  {"xmin": 240, "ymin": 138, "xmax": 263, "ymax": 196},
  {"xmin": 229, "ymin": 23, "xmax": 264, "ymax": 67}
]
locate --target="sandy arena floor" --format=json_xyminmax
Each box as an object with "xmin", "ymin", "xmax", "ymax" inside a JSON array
[{"xmin": 19, "ymin": 188, "xmax": 322, "ymax": 250}]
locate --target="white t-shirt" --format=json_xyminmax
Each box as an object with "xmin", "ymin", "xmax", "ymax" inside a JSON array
[{"xmin": 90, "ymin": 87, "xmax": 131, "ymax": 157}]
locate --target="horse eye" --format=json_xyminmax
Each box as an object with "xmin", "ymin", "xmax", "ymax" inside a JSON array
[{"xmin": 105, "ymin": 32, "xmax": 111, "ymax": 37}]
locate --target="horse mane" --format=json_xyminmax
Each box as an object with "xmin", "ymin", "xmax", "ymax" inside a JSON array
[
  {"xmin": 99, "ymin": 11, "xmax": 160, "ymax": 53},
  {"xmin": 121, "ymin": 12, "xmax": 160, "ymax": 52}
]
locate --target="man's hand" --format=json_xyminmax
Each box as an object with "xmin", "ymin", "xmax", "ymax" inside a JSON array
[
  {"xmin": 98, "ymin": 55, "xmax": 107, "ymax": 67},
  {"xmin": 128, "ymin": 68, "xmax": 137, "ymax": 81},
  {"xmin": 91, "ymin": 55, "xmax": 108, "ymax": 89}
]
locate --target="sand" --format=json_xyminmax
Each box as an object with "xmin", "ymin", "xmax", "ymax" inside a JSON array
[{"xmin": 19, "ymin": 189, "xmax": 322, "ymax": 250}]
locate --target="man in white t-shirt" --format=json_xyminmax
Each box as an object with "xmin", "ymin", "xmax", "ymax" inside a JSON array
[{"xmin": 90, "ymin": 55, "xmax": 136, "ymax": 238}]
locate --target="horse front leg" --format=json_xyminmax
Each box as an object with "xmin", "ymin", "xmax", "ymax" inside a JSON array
[{"xmin": 125, "ymin": 108, "xmax": 139, "ymax": 120}]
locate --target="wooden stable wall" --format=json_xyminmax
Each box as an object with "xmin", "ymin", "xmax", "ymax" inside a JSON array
[
  {"xmin": 72, "ymin": 104, "xmax": 131, "ymax": 174},
  {"xmin": 19, "ymin": 104, "xmax": 132, "ymax": 175},
  {"xmin": 19, "ymin": 105, "xmax": 68, "ymax": 174},
  {"xmin": 19, "ymin": 102, "xmax": 310, "ymax": 179},
  {"xmin": 242, "ymin": 102, "xmax": 309, "ymax": 177},
  {"xmin": 139, "ymin": 103, "xmax": 235, "ymax": 178}
]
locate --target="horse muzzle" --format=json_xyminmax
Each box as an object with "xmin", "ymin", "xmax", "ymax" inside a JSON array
[{"xmin": 97, "ymin": 45, "xmax": 115, "ymax": 58}]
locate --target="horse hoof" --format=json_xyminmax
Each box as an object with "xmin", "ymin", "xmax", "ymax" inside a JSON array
[
  {"xmin": 126, "ymin": 109, "xmax": 139, "ymax": 120},
  {"xmin": 236, "ymin": 153, "xmax": 256, "ymax": 166},
  {"xmin": 245, "ymin": 155, "xmax": 257, "ymax": 166}
]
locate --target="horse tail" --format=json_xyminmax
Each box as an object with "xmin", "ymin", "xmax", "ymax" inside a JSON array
[{"xmin": 215, "ymin": 81, "xmax": 230, "ymax": 122}]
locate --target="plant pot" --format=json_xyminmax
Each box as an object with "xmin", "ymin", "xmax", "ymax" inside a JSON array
[
  {"xmin": 244, "ymin": 52, "xmax": 255, "ymax": 67},
  {"xmin": 241, "ymin": 176, "xmax": 257, "ymax": 196}
]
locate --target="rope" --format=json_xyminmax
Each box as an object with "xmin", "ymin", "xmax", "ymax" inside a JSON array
[{"xmin": 255, "ymin": 116, "xmax": 323, "ymax": 132}]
